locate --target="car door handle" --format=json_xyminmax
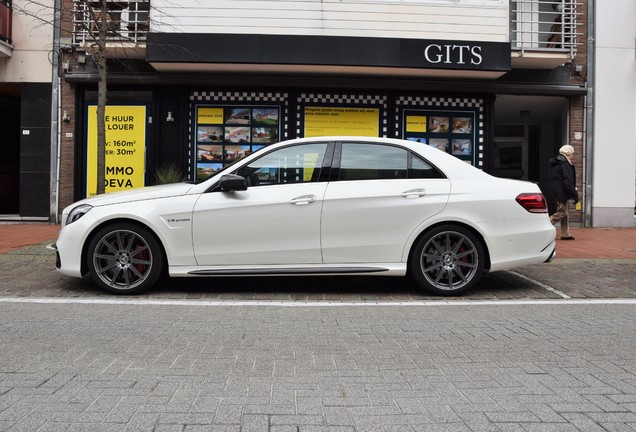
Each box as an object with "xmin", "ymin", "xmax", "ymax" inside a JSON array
[
  {"xmin": 289, "ymin": 195, "xmax": 316, "ymax": 206},
  {"xmin": 401, "ymin": 189, "xmax": 427, "ymax": 198}
]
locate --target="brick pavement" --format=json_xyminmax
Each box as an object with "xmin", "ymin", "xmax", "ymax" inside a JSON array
[
  {"xmin": 0, "ymin": 223, "xmax": 636, "ymax": 431},
  {"xmin": 554, "ymin": 226, "xmax": 636, "ymax": 259},
  {"xmin": 0, "ymin": 223, "xmax": 60, "ymax": 255},
  {"xmin": 1, "ymin": 223, "xmax": 635, "ymax": 259},
  {"xmin": 1, "ymin": 302, "xmax": 636, "ymax": 431},
  {"xmin": 0, "ymin": 223, "xmax": 635, "ymax": 301}
]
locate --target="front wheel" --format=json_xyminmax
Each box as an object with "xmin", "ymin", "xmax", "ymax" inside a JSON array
[
  {"xmin": 86, "ymin": 223, "xmax": 164, "ymax": 294},
  {"xmin": 410, "ymin": 225, "xmax": 485, "ymax": 296}
]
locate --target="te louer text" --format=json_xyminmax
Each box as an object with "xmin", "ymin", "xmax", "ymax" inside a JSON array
[
  {"xmin": 105, "ymin": 115, "xmax": 135, "ymax": 130},
  {"xmin": 106, "ymin": 123, "xmax": 135, "ymax": 130}
]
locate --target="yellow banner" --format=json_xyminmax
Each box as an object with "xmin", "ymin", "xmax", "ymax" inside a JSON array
[
  {"xmin": 198, "ymin": 107, "xmax": 224, "ymax": 124},
  {"xmin": 406, "ymin": 115, "xmax": 427, "ymax": 133},
  {"xmin": 86, "ymin": 105, "xmax": 146, "ymax": 196},
  {"xmin": 304, "ymin": 107, "xmax": 379, "ymax": 137}
]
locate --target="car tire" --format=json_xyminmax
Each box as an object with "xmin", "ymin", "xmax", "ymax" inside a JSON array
[
  {"xmin": 410, "ymin": 225, "xmax": 485, "ymax": 296},
  {"xmin": 87, "ymin": 223, "xmax": 164, "ymax": 294}
]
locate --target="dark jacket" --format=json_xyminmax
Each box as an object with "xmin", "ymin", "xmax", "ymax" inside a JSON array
[{"xmin": 548, "ymin": 154, "xmax": 578, "ymax": 203}]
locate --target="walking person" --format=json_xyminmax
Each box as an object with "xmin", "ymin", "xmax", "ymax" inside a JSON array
[{"xmin": 548, "ymin": 144, "xmax": 579, "ymax": 240}]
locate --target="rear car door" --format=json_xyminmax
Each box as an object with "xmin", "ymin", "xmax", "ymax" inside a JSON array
[{"xmin": 321, "ymin": 142, "xmax": 451, "ymax": 264}]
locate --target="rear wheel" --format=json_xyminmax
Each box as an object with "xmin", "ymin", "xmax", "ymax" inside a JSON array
[
  {"xmin": 87, "ymin": 223, "xmax": 164, "ymax": 294},
  {"xmin": 410, "ymin": 225, "xmax": 484, "ymax": 295}
]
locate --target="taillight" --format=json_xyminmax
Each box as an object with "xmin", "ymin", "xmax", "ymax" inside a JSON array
[{"xmin": 516, "ymin": 193, "xmax": 548, "ymax": 213}]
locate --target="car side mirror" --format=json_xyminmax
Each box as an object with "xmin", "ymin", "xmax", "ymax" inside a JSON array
[{"xmin": 219, "ymin": 174, "xmax": 247, "ymax": 192}]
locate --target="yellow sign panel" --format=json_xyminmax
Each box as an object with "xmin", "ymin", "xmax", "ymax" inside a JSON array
[
  {"xmin": 303, "ymin": 153, "xmax": 319, "ymax": 182},
  {"xmin": 86, "ymin": 105, "xmax": 146, "ymax": 196},
  {"xmin": 304, "ymin": 107, "xmax": 379, "ymax": 137},
  {"xmin": 198, "ymin": 107, "xmax": 224, "ymax": 124},
  {"xmin": 406, "ymin": 115, "xmax": 427, "ymax": 133}
]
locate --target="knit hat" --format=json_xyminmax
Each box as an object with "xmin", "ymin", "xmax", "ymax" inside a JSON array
[{"xmin": 559, "ymin": 145, "xmax": 575, "ymax": 155}]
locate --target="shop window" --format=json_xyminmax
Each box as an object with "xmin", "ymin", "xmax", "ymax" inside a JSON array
[
  {"xmin": 194, "ymin": 104, "xmax": 283, "ymax": 182},
  {"xmin": 401, "ymin": 110, "xmax": 477, "ymax": 165},
  {"xmin": 296, "ymin": 94, "xmax": 388, "ymax": 139},
  {"xmin": 396, "ymin": 95, "xmax": 485, "ymax": 167}
]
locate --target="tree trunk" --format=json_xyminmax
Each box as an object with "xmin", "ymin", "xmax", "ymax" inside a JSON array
[{"xmin": 95, "ymin": 0, "xmax": 109, "ymax": 195}]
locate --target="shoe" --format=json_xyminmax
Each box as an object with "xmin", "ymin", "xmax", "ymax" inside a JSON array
[{"xmin": 560, "ymin": 236, "xmax": 575, "ymax": 240}]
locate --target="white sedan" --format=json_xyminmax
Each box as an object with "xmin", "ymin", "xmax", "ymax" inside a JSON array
[{"xmin": 55, "ymin": 137, "xmax": 556, "ymax": 296}]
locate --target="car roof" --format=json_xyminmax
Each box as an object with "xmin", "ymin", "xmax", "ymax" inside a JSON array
[{"xmin": 279, "ymin": 136, "xmax": 491, "ymax": 181}]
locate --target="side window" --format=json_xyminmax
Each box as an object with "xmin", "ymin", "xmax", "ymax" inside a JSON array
[
  {"xmin": 339, "ymin": 143, "xmax": 446, "ymax": 181},
  {"xmin": 234, "ymin": 143, "xmax": 328, "ymax": 186},
  {"xmin": 340, "ymin": 144, "xmax": 408, "ymax": 180},
  {"xmin": 410, "ymin": 154, "xmax": 446, "ymax": 179}
]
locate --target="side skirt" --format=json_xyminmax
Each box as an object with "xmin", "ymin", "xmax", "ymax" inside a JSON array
[{"xmin": 188, "ymin": 267, "xmax": 389, "ymax": 276}]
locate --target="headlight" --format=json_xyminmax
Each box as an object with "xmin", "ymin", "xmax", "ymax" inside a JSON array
[{"xmin": 66, "ymin": 204, "xmax": 92, "ymax": 226}]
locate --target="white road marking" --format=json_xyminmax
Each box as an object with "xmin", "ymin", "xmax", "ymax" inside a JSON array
[
  {"xmin": 0, "ymin": 297, "xmax": 634, "ymax": 307},
  {"xmin": 507, "ymin": 270, "xmax": 571, "ymax": 298}
]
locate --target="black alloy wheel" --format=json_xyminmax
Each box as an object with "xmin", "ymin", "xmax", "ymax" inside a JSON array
[
  {"xmin": 410, "ymin": 225, "xmax": 485, "ymax": 295},
  {"xmin": 87, "ymin": 223, "xmax": 164, "ymax": 294}
]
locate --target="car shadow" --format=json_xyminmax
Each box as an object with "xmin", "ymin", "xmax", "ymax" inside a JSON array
[{"xmin": 141, "ymin": 270, "xmax": 555, "ymax": 300}]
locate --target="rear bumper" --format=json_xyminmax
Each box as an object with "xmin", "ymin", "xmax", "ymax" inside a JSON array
[
  {"xmin": 487, "ymin": 231, "xmax": 556, "ymax": 272},
  {"xmin": 544, "ymin": 246, "xmax": 556, "ymax": 263}
]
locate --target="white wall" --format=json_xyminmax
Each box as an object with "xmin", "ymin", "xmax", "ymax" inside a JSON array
[
  {"xmin": 0, "ymin": 0, "xmax": 54, "ymax": 83},
  {"xmin": 592, "ymin": 0, "xmax": 636, "ymax": 226},
  {"xmin": 150, "ymin": 0, "xmax": 508, "ymax": 42}
]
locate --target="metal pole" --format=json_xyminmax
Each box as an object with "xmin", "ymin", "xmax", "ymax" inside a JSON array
[
  {"xmin": 583, "ymin": 0, "xmax": 595, "ymax": 226},
  {"xmin": 49, "ymin": 0, "xmax": 62, "ymax": 224}
]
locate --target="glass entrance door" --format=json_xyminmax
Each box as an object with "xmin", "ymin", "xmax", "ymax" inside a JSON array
[{"xmin": 492, "ymin": 136, "xmax": 528, "ymax": 180}]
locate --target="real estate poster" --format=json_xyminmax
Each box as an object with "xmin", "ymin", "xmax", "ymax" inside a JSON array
[
  {"xmin": 194, "ymin": 104, "xmax": 282, "ymax": 181},
  {"xmin": 406, "ymin": 115, "xmax": 427, "ymax": 133},
  {"xmin": 402, "ymin": 108, "xmax": 477, "ymax": 165},
  {"xmin": 197, "ymin": 107, "xmax": 224, "ymax": 124},
  {"xmin": 86, "ymin": 105, "xmax": 146, "ymax": 196},
  {"xmin": 304, "ymin": 107, "xmax": 379, "ymax": 137}
]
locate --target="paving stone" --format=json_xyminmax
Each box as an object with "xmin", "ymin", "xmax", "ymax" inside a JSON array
[{"xmin": 1, "ymin": 246, "xmax": 636, "ymax": 431}]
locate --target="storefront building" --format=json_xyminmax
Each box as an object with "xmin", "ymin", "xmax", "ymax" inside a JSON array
[
  {"xmin": 0, "ymin": 0, "xmax": 54, "ymax": 220},
  {"xmin": 591, "ymin": 0, "xmax": 636, "ymax": 226},
  {"xmin": 52, "ymin": 0, "xmax": 636, "ymax": 227}
]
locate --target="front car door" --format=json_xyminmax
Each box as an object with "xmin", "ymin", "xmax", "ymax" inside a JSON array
[
  {"xmin": 192, "ymin": 142, "xmax": 330, "ymax": 266},
  {"xmin": 321, "ymin": 142, "xmax": 451, "ymax": 264}
]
